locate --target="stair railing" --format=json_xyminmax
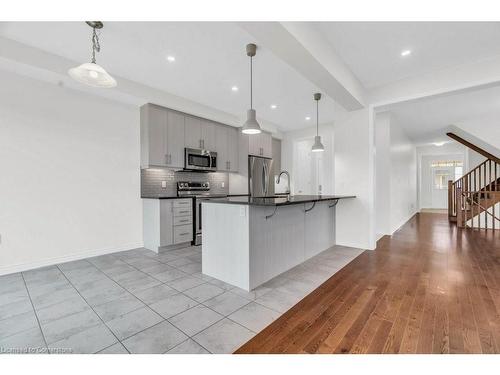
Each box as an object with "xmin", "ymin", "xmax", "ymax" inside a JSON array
[{"xmin": 449, "ymin": 158, "xmax": 500, "ymax": 229}]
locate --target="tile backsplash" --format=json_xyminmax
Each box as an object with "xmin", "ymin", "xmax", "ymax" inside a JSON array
[{"xmin": 141, "ymin": 168, "xmax": 229, "ymax": 197}]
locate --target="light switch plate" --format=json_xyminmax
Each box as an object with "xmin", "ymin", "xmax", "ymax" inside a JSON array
[
  {"xmin": 161, "ymin": 181, "xmax": 167, "ymax": 188},
  {"xmin": 221, "ymin": 182, "xmax": 225, "ymax": 188}
]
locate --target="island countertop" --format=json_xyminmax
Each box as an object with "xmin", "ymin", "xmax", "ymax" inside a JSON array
[{"xmin": 203, "ymin": 194, "xmax": 356, "ymax": 207}]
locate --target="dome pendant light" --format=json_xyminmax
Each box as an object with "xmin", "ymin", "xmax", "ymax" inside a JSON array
[
  {"xmin": 241, "ymin": 43, "xmax": 262, "ymax": 135},
  {"xmin": 311, "ymin": 92, "xmax": 325, "ymax": 152},
  {"xmin": 68, "ymin": 21, "xmax": 117, "ymax": 88}
]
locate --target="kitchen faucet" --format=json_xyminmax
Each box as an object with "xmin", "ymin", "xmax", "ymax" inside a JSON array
[{"xmin": 277, "ymin": 171, "xmax": 291, "ymax": 195}]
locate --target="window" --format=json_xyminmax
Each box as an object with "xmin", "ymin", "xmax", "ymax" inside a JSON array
[
  {"xmin": 430, "ymin": 160, "xmax": 463, "ymax": 167},
  {"xmin": 434, "ymin": 169, "xmax": 450, "ymax": 190}
]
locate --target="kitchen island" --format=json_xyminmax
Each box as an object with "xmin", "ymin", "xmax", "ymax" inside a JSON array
[{"xmin": 201, "ymin": 195, "xmax": 355, "ymax": 291}]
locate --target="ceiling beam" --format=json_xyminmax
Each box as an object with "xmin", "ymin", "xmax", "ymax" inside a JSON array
[
  {"xmin": 237, "ymin": 22, "xmax": 366, "ymax": 111},
  {"xmin": 369, "ymin": 54, "xmax": 500, "ymax": 107}
]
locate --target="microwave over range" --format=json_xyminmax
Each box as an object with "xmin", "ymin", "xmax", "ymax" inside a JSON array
[{"xmin": 184, "ymin": 148, "xmax": 217, "ymax": 172}]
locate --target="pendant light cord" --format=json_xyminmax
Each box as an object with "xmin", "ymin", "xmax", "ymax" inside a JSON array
[
  {"xmin": 250, "ymin": 55, "xmax": 253, "ymax": 109},
  {"xmin": 316, "ymin": 99, "xmax": 319, "ymax": 136},
  {"xmin": 91, "ymin": 27, "xmax": 101, "ymax": 64}
]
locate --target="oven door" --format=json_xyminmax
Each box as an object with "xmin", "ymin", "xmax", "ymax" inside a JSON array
[{"xmin": 185, "ymin": 148, "xmax": 217, "ymax": 171}]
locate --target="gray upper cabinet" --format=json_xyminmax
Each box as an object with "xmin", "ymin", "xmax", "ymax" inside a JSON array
[
  {"xmin": 141, "ymin": 104, "xmax": 167, "ymax": 167},
  {"xmin": 184, "ymin": 116, "xmax": 202, "ymax": 149},
  {"xmin": 248, "ymin": 131, "xmax": 272, "ymax": 158},
  {"xmin": 141, "ymin": 104, "xmax": 185, "ymax": 169},
  {"xmin": 166, "ymin": 111, "xmax": 185, "ymax": 168},
  {"xmin": 201, "ymin": 120, "xmax": 217, "ymax": 151},
  {"xmin": 185, "ymin": 117, "xmax": 216, "ymax": 151},
  {"xmin": 215, "ymin": 125, "xmax": 228, "ymax": 171},
  {"xmin": 141, "ymin": 103, "xmax": 240, "ymax": 172},
  {"xmin": 215, "ymin": 124, "xmax": 239, "ymax": 172},
  {"xmin": 272, "ymin": 137, "xmax": 281, "ymax": 176},
  {"xmin": 227, "ymin": 127, "xmax": 239, "ymax": 172}
]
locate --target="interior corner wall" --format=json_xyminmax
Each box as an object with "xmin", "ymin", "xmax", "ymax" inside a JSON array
[
  {"xmin": 375, "ymin": 113, "xmax": 391, "ymax": 237},
  {"xmin": 388, "ymin": 119, "xmax": 417, "ymax": 233},
  {"xmin": 0, "ymin": 71, "xmax": 143, "ymax": 275},
  {"xmin": 375, "ymin": 112, "xmax": 417, "ymax": 237},
  {"xmin": 334, "ymin": 107, "xmax": 375, "ymax": 250}
]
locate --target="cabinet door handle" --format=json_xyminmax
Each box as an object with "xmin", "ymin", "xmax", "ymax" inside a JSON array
[
  {"xmin": 228, "ymin": 161, "xmax": 230, "ymax": 170},
  {"xmin": 180, "ymin": 232, "xmax": 189, "ymax": 236}
]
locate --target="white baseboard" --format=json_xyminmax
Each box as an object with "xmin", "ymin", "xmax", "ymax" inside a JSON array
[
  {"xmin": 390, "ymin": 211, "xmax": 418, "ymax": 235},
  {"xmin": 0, "ymin": 241, "xmax": 144, "ymax": 276}
]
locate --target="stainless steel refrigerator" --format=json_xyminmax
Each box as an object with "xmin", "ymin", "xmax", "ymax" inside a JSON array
[{"xmin": 248, "ymin": 156, "xmax": 275, "ymax": 197}]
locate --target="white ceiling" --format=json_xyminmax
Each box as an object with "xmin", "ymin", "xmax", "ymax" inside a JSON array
[
  {"xmin": 316, "ymin": 22, "xmax": 500, "ymax": 89},
  {"xmin": 379, "ymin": 84, "xmax": 500, "ymax": 144},
  {"xmin": 0, "ymin": 22, "xmax": 343, "ymax": 131},
  {"xmin": 2, "ymin": 21, "xmax": 500, "ymax": 138}
]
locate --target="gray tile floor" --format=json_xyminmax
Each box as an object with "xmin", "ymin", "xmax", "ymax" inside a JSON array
[{"xmin": 0, "ymin": 245, "xmax": 363, "ymax": 354}]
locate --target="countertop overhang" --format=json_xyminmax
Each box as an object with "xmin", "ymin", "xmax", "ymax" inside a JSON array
[{"xmin": 202, "ymin": 195, "xmax": 356, "ymax": 207}]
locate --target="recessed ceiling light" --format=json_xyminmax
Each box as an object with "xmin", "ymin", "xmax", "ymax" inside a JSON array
[
  {"xmin": 305, "ymin": 116, "xmax": 311, "ymax": 121},
  {"xmin": 434, "ymin": 142, "xmax": 445, "ymax": 147},
  {"xmin": 400, "ymin": 49, "xmax": 411, "ymax": 57},
  {"xmin": 166, "ymin": 55, "xmax": 175, "ymax": 62},
  {"xmin": 231, "ymin": 86, "xmax": 239, "ymax": 92},
  {"xmin": 270, "ymin": 104, "xmax": 277, "ymax": 109}
]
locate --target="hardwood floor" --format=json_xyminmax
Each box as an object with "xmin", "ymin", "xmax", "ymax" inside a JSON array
[{"xmin": 235, "ymin": 213, "xmax": 500, "ymax": 354}]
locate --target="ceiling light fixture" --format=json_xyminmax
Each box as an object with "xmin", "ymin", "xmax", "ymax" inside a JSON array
[
  {"xmin": 434, "ymin": 142, "xmax": 445, "ymax": 147},
  {"xmin": 68, "ymin": 21, "xmax": 117, "ymax": 88},
  {"xmin": 241, "ymin": 43, "xmax": 262, "ymax": 135},
  {"xmin": 401, "ymin": 49, "xmax": 412, "ymax": 57},
  {"xmin": 166, "ymin": 55, "xmax": 176, "ymax": 62},
  {"xmin": 305, "ymin": 116, "xmax": 311, "ymax": 121},
  {"xmin": 231, "ymin": 86, "xmax": 239, "ymax": 92},
  {"xmin": 270, "ymin": 104, "xmax": 277, "ymax": 109},
  {"xmin": 311, "ymin": 93, "xmax": 325, "ymax": 153}
]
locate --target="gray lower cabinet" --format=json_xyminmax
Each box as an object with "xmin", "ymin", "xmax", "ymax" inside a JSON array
[{"xmin": 143, "ymin": 198, "xmax": 193, "ymax": 252}]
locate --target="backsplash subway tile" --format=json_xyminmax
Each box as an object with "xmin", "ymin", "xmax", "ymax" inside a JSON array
[{"xmin": 141, "ymin": 168, "xmax": 229, "ymax": 197}]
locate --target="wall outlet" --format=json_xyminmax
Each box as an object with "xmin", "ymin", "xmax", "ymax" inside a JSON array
[
  {"xmin": 161, "ymin": 181, "xmax": 167, "ymax": 188},
  {"xmin": 239, "ymin": 206, "xmax": 246, "ymax": 217},
  {"xmin": 221, "ymin": 182, "xmax": 225, "ymax": 188}
]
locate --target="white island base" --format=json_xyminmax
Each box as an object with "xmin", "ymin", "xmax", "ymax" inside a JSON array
[{"xmin": 202, "ymin": 201, "xmax": 336, "ymax": 291}]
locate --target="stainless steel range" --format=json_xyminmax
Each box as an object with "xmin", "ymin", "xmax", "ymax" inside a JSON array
[{"xmin": 177, "ymin": 181, "xmax": 226, "ymax": 246}]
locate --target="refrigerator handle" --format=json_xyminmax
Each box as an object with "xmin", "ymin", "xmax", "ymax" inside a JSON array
[{"xmin": 263, "ymin": 162, "xmax": 269, "ymax": 196}]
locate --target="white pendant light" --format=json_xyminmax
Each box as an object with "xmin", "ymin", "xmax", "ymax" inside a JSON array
[
  {"xmin": 68, "ymin": 21, "xmax": 117, "ymax": 88},
  {"xmin": 311, "ymin": 92, "xmax": 325, "ymax": 152},
  {"xmin": 241, "ymin": 43, "xmax": 262, "ymax": 135}
]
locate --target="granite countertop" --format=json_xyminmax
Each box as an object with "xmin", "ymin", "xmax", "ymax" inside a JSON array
[
  {"xmin": 141, "ymin": 194, "xmax": 250, "ymax": 199},
  {"xmin": 203, "ymin": 194, "xmax": 356, "ymax": 206}
]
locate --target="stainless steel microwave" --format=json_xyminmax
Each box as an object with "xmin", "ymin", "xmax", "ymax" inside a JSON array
[{"xmin": 184, "ymin": 148, "xmax": 217, "ymax": 172}]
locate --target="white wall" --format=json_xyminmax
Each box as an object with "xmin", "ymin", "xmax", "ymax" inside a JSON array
[
  {"xmin": 334, "ymin": 108, "xmax": 375, "ymax": 250},
  {"xmin": 389, "ymin": 119, "xmax": 417, "ymax": 233},
  {"xmin": 375, "ymin": 113, "xmax": 417, "ymax": 236},
  {"xmin": 0, "ymin": 71, "xmax": 143, "ymax": 275},
  {"xmin": 280, "ymin": 125, "xmax": 335, "ymax": 195},
  {"xmin": 375, "ymin": 113, "xmax": 391, "ymax": 237}
]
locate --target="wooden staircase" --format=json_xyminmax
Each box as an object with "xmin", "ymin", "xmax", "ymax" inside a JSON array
[{"xmin": 447, "ymin": 133, "xmax": 500, "ymax": 230}]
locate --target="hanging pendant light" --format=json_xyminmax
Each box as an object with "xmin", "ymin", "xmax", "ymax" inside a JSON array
[
  {"xmin": 311, "ymin": 92, "xmax": 325, "ymax": 152},
  {"xmin": 241, "ymin": 43, "xmax": 262, "ymax": 135},
  {"xmin": 68, "ymin": 21, "xmax": 117, "ymax": 88}
]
